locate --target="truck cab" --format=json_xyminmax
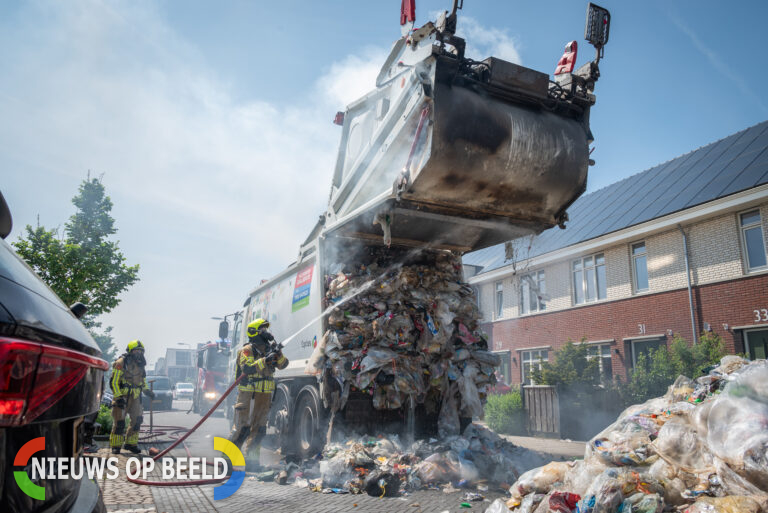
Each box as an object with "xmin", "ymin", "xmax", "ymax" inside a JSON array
[{"xmin": 193, "ymin": 340, "xmax": 231, "ymax": 414}]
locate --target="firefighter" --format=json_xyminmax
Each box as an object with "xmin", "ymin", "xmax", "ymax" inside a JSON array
[
  {"xmin": 229, "ymin": 318, "xmax": 288, "ymax": 461},
  {"xmin": 109, "ymin": 340, "xmax": 154, "ymax": 454}
]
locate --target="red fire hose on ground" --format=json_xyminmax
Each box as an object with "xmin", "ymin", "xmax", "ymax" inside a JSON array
[{"xmin": 124, "ymin": 374, "xmax": 244, "ymax": 487}]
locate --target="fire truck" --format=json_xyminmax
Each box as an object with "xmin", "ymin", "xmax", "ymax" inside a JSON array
[{"xmin": 192, "ymin": 339, "xmax": 231, "ymax": 414}]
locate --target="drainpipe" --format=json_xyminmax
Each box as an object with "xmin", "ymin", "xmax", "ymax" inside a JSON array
[{"xmin": 677, "ymin": 224, "xmax": 698, "ymax": 345}]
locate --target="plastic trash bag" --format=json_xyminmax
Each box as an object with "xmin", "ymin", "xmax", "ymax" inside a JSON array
[
  {"xmin": 620, "ymin": 492, "xmax": 663, "ymax": 513},
  {"xmin": 578, "ymin": 469, "xmax": 623, "ymax": 513},
  {"xmin": 683, "ymin": 496, "xmax": 762, "ymax": 513},
  {"xmin": 484, "ymin": 498, "xmax": 512, "ymax": 513},
  {"xmin": 438, "ymin": 387, "xmax": 461, "ymax": 439},
  {"xmin": 305, "ymin": 330, "xmax": 329, "ymax": 375},
  {"xmin": 548, "ymin": 491, "xmax": 581, "ymax": 513},
  {"xmin": 460, "ymin": 364, "xmax": 484, "ymax": 418},
  {"xmin": 509, "ymin": 461, "xmax": 572, "ymax": 500}
]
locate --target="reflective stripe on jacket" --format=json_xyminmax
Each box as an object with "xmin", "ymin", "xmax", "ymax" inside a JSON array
[
  {"xmin": 236, "ymin": 345, "xmax": 288, "ymax": 393},
  {"xmin": 111, "ymin": 356, "xmax": 147, "ymax": 398}
]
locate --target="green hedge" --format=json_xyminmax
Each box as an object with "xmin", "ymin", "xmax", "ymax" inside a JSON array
[
  {"xmin": 96, "ymin": 404, "xmax": 113, "ymax": 435},
  {"xmin": 484, "ymin": 389, "xmax": 526, "ymax": 435}
]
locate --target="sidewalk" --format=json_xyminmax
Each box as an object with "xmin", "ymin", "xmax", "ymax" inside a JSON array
[
  {"xmin": 96, "ymin": 434, "xmax": 586, "ymax": 512},
  {"xmin": 496, "ymin": 435, "xmax": 586, "ymax": 459}
]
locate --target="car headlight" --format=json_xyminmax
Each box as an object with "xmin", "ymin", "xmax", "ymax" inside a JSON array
[{"xmin": 204, "ymin": 392, "xmax": 216, "ymax": 399}]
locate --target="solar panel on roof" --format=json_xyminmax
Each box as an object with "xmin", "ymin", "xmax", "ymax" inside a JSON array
[{"xmin": 464, "ymin": 120, "xmax": 768, "ymax": 275}]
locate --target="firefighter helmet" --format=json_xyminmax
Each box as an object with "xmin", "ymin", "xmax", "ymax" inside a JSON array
[
  {"xmin": 247, "ymin": 319, "xmax": 270, "ymax": 338},
  {"xmin": 126, "ymin": 340, "xmax": 144, "ymax": 352}
]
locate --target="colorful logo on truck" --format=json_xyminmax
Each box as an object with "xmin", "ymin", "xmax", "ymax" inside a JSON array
[{"xmin": 292, "ymin": 264, "xmax": 314, "ymax": 312}]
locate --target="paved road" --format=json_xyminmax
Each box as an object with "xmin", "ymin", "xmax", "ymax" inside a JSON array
[{"xmin": 102, "ymin": 400, "xmax": 571, "ymax": 513}]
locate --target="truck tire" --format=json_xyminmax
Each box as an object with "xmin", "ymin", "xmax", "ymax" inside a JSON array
[
  {"xmin": 293, "ymin": 386, "xmax": 325, "ymax": 459},
  {"xmin": 268, "ymin": 384, "xmax": 293, "ymax": 456}
]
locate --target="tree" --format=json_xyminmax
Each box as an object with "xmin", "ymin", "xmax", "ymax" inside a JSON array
[{"xmin": 13, "ymin": 176, "xmax": 139, "ymax": 359}]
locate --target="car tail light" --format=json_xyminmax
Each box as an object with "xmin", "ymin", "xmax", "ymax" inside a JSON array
[{"xmin": 0, "ymin": 338, "xmax": 109, "ymax": 427}]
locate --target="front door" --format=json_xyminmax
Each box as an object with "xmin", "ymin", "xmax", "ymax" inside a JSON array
[{"xmin": 745, "ymin": 329, "xmax": 768, "ymax": 360}]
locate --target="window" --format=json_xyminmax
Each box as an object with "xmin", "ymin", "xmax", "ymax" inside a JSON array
[
  {"xmin": 572, "ymin": 253, "xmax": 606, "ymax": 304},
  {"xmin": 495, "ymin": 351, "xmax": 512, "ymax": 385},
  {"xmin": 629, "ymin": 337, "xmax": 665, "ymax": 367},
  {"xmin": 740, "ymin": 210, "xmax": 767, "ymax": 271},
  {"xmin": 520, "ymin": 270, "xmax": 546, "ymax": 314},
  {"xmin": 521, "ymin": 349, "xmax": 548, "ymax": 385},
  {"xmin": 175, "ymin": 350, "xmax": 191, "ymax": 366},
  {"xmin": 631, "ymin": 242, "xmax": 649, "ymax": 292},
  {"xmin": 586, "ymin": 344, "xmax": 613, "ymax": 383},
  {"xmin": 472, "ymin": 286, "xmax": 481, "ymax": 310},
  {"xmin": 495, "ymin": 281, "xmax": 504, "ymax": 318}
]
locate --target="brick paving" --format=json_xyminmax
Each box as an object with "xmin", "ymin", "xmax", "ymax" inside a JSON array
[
  {"xmin": 153, "ymin": 480, "xmax": 507, "ymax": 513},
  {"xmin": 90, "ymin": 448, "xmax": 157, "ymax": 512},
  {"xmin": 98, "ymin": 434, "xmax": 579, "ymax": 513}
]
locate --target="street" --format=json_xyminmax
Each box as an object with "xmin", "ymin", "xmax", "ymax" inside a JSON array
[{"xmin": 98, "ymin": 400, "xmax": 551, "ymax": 513}]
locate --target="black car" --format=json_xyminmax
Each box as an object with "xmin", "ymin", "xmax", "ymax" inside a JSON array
[
  {"xmin": 143, "ymin": 376, "xmax": 173, "ymax": 411},
  {"xmin": 0, "ymin": 192, "xmax": 107, "ymax": 513}
]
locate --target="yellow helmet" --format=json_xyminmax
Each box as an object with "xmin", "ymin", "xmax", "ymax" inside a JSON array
[
  {"xmin": 247, "ymin": 319, "xmax": 269, "ymax": 338},
  {"xmin": 126, "ymin": 340, "xmax": 144, "ymax": 352}
]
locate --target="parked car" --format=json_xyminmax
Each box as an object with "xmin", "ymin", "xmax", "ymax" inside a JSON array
[
  {"xmin": 143, "ymin": 376, "xmax": 173, "ymax": 410},
  {"xmin": 101, "ymin": 390, "xmax": 114, "ymax": 407},
  {"xmin": 173, "ymin": 382, "xmax": 194, "ymax": 400},
  {"xmin": 0, "ymin": 191, "xmax": 108, "ymax": 513}
]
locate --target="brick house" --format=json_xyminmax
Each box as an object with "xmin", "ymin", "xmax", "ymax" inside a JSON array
[{"xmin": 463, "ymin": 121, "xmax": 768, "ymax": 386}]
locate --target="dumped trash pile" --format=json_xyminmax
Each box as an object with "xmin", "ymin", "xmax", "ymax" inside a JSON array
[
  {"xmin": 305, "ymin": 247, "xmax": 500, "ymax": 437},
  {"xmin": 273, "ymin": 423, "xmax": 550, "ymax": 497},
  {"xmin": 490, "ymin": 356, "xmax": 768, "ymax": 513}
]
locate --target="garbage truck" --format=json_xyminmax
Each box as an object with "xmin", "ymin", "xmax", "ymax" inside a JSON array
[{"xmin": 224, "ymin": 1, "xmax": 611, "ymax": 458}]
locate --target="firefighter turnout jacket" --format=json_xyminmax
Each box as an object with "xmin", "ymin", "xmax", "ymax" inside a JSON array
[
  {"xmin": 236, "ymin": 344, "xmax": 288, "ymax": 393},
  {"xmin": 111, "ymin": 354, "xmax": 149, "ymax": 398}
]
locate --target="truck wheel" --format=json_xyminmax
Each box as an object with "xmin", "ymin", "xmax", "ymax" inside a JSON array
[
  {"xmin": 269, "ymin": 385, "xmax": 293, "ymax": 455},
  {"xmin": 294, "ymin": 387, "xmax": 324, "ymax": 459}
]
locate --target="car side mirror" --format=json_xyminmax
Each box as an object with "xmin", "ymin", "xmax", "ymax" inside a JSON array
[
  {"xmin": 70, "ymin": 302, "xmax": 88, "ymax": 319},
  {"xmin": 218, "ymin": 321, "xmax": 229, "ymax": 340},
  {"xmin": 0, "ymin": 191, "xmax": 11, "ymax": 240}
]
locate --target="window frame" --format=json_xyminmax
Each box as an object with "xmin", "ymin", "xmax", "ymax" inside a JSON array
[
  {"xmin": 493, "ymin": 350, "xmax": 512, "ymax": 385},
  {"xmin": 630, "ymin": 241, "xmax": 649, "ymax": 293},
  {"xmin": 495, "ymin": 281, "xmax": 504, "ymax": 319},
  {"xmin": 585, "ymin": 344, "xmax": 613, "ymax": 383},
  {"xmin": 628, "ymin": 336, "xmax": 666, "ymax": 368},
  {"xmin": 572, "ymin": 253, "xmax": 607, "ymax": 305},
  {"xmin": 739, "ymin": 209, "xmax": 768, "ymax": 273},
  {"xmin": 519, "ymin": 270, "xmax": 546, "ymax": 315},
  {"xmin": 520, "ymin": 349, "xmax": 548, "ymax": 385}
]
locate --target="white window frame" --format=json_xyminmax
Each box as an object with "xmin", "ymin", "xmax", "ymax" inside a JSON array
[
  {"xmin": 495, "ymin": 281, "xmax": 504, "ymax": 319},
  {"xmin": 585, "ymin": 344, "xmax": 613, "ymax": 383},
  {"xmin": 739, "ymin": 209, "xmax": 768, "ymax": 272},
  {"xmin": 520, "ymin": 270, "xmax": 546, "ymax": 315},
  {"xmin": 521, "ymin": 349, "xmax": 548, "ymax": 385},
  {"xmin": 572, "ymin": 253, "xmax": 607, "ymax": 305},
  {"xmin": 631, "ymin": 241, "xmax": 649, "ymax": 293}
]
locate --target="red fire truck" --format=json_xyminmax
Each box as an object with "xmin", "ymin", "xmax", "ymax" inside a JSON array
[{"xmin": 192, "ymin": 340, "xmax": 231, "ymax": 414}]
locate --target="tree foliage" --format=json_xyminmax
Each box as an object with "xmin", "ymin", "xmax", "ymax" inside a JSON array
[
  {"xmin": 12, "ymin": 176, "xmax": 139, "ymax": 359},
  {"xmin": 531, "ymin": 340, "xmax": 600, "ymax": 388},
  {"xmin": 621, "ymin": 332, "xmax": 726, "ymax": 404}
]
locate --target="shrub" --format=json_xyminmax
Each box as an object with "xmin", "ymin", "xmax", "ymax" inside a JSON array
[
  {"xmin": 95, "ymin": 404, "xmax": 113, "ymax": 435},
  {"xmin": 484, "ymin": 389, "xmax": 526, "ymax": 435},
  {"xmin": 621, "ymin": 332, "xmax": 727, "ymax": 405}
]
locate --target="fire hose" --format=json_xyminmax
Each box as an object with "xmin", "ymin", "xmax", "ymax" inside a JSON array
[{"xmin": 124, "ymin": 373, "xmax": 245, "ymax": 486}]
